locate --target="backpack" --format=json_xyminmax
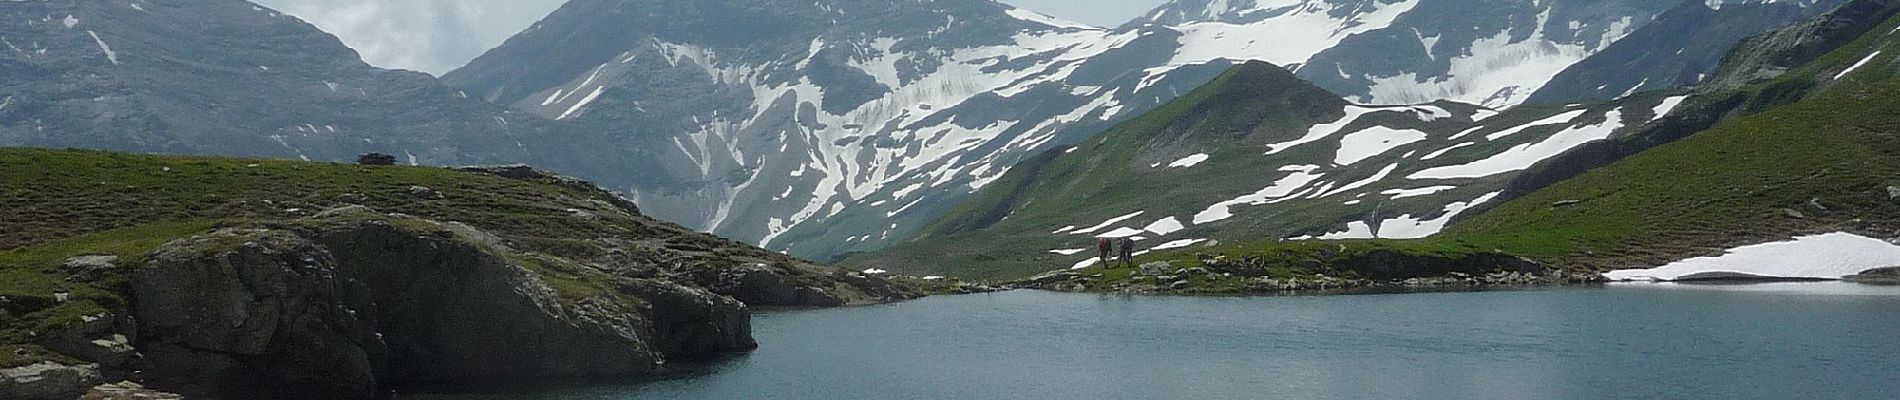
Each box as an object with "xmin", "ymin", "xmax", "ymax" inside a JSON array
[{"xmin": 1097, "ymin": 238, "xmax": 1111, "ymax": 251}]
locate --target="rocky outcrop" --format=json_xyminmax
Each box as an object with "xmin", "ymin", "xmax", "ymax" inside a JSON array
[
  {"xmin": 109, "ymin": 208, "xmax": 768, "ymax": 399},
  {"xmin": 134, "ymin": 229, "xmax": 384, "ymax": 399},
  {"xmin": 1329, "ymin": 250, "xmax": 1547, "ymax": 281},
  {"xmin": 1015, "ymin": 250, "xmax": 1593, "ymax": 296},
  {"xmin": 0, "ymin": 362, "xmax": 102, "ymax": 400},
  {"xmin": 81, "ymin": 382, "xmax": 183, "ymax": 400},
  {"xmin": 1845, "ymin": 266, "xmax": 1900, "ymax": 284}
]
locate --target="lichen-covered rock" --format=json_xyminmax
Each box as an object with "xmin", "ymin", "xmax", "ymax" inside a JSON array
[
  {"xmin": 0, "ymin": 362, "xmax": 102, "ymax": 400},
  {"xmin": 135, "ymin": 229, "xmax": 383, "ymax": 400},
  {"xmin": 694, "ymin": 264, "xmax": 847, "ymax": 307},
  {"xmin": 306, "ymin": 219, "xmax": 665, "ymax": 383}
]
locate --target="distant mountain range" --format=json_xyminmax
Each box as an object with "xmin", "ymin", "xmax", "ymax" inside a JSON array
[{"xmin": 0, "ymin": 0, "xmax": 1854, "ymax": 264}]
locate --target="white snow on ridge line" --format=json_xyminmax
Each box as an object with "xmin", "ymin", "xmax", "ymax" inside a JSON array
[
  {"xmin": 1835, "ymin": 51, "xmax": 1883, "ymax": 80},
  {"xmin": 1167, "ymin": 153, "xmax": 1210, "ymax": 168},
  {"xmin": 1050, "ymin": 248, "xmax": 1088, "ymax": 256},
  {"xmin": 1005, "ymin": 8, "xmax": 1098, "ymax": 30},
  {"xmin": 1604, "ymin": 233, "xmax": 1900, "ymax": 281},
  {"xmin": 1096, "ymin": 227, "xmax": 1148, "ymax": 238},
  {"xmin": 1410, "ymin": 108, "xmax": 1625, "ymax": 180},
  {"xmin": 1071, "ymin": 211, "xmax": 1145, "ymax": 235},
  {"xmin": 1163, "ymin": 0, "xmax": 1421, "ymax": 75},
  {"xmin": 1267, "ymin": 106, "xmax": 1376, "ymax": 154}
]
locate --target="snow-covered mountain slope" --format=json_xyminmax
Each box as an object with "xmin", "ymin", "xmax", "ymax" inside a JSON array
[
  {"xmin": 843, "ymin": 62, "xmax": 1690, "ymax": 280},
  {"xmin": 1145, "ymin": 0, "xmax": 1676, "ymax": 107},
  {"xmin": 1528, "ymin": 0, "xmax": 1847, "ymax": 104},
  {"xmin": 0, "ymin": 0, "xmax": 540, "ymax": 165},
  {"xmin": 443, "ymin": 0, "xmax": 1832, "ymax": 261}
]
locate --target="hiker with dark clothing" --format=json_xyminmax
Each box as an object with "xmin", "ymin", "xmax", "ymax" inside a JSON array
[
  {"xmin": 1118, "ymin": 237, "xmax": 1136, "ymax": 268},
  {"xmin": 1097, "ymin": 237, "xmax": 1114, "ymax": 268}
]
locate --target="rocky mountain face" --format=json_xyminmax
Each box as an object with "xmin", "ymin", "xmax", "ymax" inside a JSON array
[
  {"xmin": 0, "ymin": 0, "xmax": 540, "ymax": 165},
  {"xmin": 842, "ymin": 61, "xmax": 1687, "ymax": 279},
  {"xmin": 1527, "ymin": 0, "xmax": 1847, "ymax": 103},
  {"xmin": 444, "ymin": 0, "xmax": 1765, "ymax": 261},
  {"xmin": 853, "ymin": 0, "xmax": 1900, "ymax": 280},
  {"xmin": 0, "ymin": 149, "xmax": 920, "ymax": 400}
]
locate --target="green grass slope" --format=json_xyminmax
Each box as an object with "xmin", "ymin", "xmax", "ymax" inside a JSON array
[
  {"xmin": 1446, "ymin": 14, "xmax": 1900, "ymax": 269},
  {"xmin": 0, "ymin": 148, "xmax": 860, "ymax": 367},
  {"xmin": 845, "ymin": 59, "xmax": 1676, "ymax": 281}
]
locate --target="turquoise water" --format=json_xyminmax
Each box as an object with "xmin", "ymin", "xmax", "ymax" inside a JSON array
[{"xmin": 401, "ymin": 284, "xmax": 1900, "ymax": 399}]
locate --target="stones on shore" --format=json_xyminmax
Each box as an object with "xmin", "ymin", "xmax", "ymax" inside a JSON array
[
  {"xmin": 0, "ymin": 362, "xmax": 102, "ymax": 400},
  {"xmin": 81, "ymin": 381, "xmax": 184, "ymax": 400},
  {"xmin": 1015, "ymin": 249, "xmax": 1603, "ymax": 295},
  {"xmin": 1845, "ymin": 266, "xmax": 1900, "ymax": 285}
]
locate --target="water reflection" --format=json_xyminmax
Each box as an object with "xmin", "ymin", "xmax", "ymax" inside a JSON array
[{"xmin": 401, "ymin": 287, "xmax": 1900, "ymax": 400}]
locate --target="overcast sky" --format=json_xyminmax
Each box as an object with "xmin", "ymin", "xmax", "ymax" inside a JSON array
[{"xmin": 253, "ymin": 0, "xmax": 1170, "ymax": 76}]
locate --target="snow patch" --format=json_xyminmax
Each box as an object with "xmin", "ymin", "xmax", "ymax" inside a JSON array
[
  {"xmin": 1142, "ymin": 217, "xmax": 1186, "ymax": 236},
  {"xmin": 1193, "ymin": 165, "xmax": 1324, "ymax": 224},
  {"xmin": 1096, "ymin": 227, "xmax": 1148, "ymax": 238},
  {"xmin": 1486, "ymin": 109, "xmax": 1587, "ymax": 141},
  {"xmin": 1604, "ymin": 233, "xmax": 1900, "ymax": 281},
  {"xmin": 1050, "ymin": 248, "xmax": 1088, "ymax": 256},
  {"xmin": 1072, "ymin": 211, "xmax": 1146, "ymax": 235},
  {"xmin": 1335, "ymin": 127, "xmax": 1427, "ymax": 165},
  {"xmin": 86, "ymin": 31, "xmax": 119, "ymax": 65},
  {"xmin": 1381, "ymin": 186, "xmax": 1458, "ymax": 199},
  {"xmin": 1167, "ymin": 153, "xmax": 1210, "ymax": 168},
  {"xmin": 1650, "ymin": 96, "xmax": 1688, "ymax": 121},
  {"xmin": 1834, "ymin": 51, "xmax": 1883, "ymax": 80},
  {"xmin": 1411, "ymin": 108, "xmax": 1625, "ymax": 179},
  {"xmin": 1151, "ymin": 238, "xmax": 1207, "ymax": 251},
  {"xmin": 557, "ymin": 86, "xmax": 606, "ymax": 120}
]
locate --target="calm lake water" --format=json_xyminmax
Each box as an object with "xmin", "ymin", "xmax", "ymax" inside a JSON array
[{"xmin": 401, "ymin": 284, "xmax": 1900, "ymax": 400}]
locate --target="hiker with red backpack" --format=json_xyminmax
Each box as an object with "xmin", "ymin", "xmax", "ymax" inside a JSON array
[{"xmin": 1097, "ymin": 237, "xmax": 1113, "ymax": 268}]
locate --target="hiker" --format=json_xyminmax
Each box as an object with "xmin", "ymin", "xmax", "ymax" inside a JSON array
[
  {"xmin": 1118, "ymin": 237, "xmax": 1136, "ymax": 268},
  {"xmin": 1097, "ymin": 237, "xmax": 1113, "ymax": 268}
]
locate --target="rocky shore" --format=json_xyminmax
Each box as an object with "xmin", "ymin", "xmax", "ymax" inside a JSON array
[
  {"xmin": 0, "ymin": 157, "xmax": 922, "ymax": 400},
  {"xmin": 1010, "ymin": 249, "xmax": 1607, "ymax": 296}
]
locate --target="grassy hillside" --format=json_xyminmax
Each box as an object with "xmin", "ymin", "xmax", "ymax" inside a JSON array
[
  {"xmin": 1075, "ymin": 7, "xmax": 1900, "ymax": 287},
  {"xmin": 847, "ymin": 60, "xmax": 1677, "ymax": 281},
  {"xmin": 0, "ymin": 148, "xmax": 865, "ymax": 368},
  {"xmin": 1445, "ymin": 14, "xmax": 1900, "ymax": 269}
]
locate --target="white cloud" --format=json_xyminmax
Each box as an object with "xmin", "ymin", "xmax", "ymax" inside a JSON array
[
  {"xmin": 252, "ymin": 0, "xmax": 565, "ymax": 75},
  {"xmin": 253, "ymin": 0, "xmax": 1166, "ymax": 75}
]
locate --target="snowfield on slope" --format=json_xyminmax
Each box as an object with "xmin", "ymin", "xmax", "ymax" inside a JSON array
[{"xmin": 1603, "ymin": 233, "xmax": 1900, "ymax": 281}]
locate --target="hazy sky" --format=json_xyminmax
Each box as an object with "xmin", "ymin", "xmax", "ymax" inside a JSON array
[{"xmin": 253, "ymin": 0, "xmax": 1171, "ymax": 76}]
